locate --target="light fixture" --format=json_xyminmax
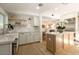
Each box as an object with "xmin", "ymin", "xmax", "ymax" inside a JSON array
[
  {"xmin": 36, "ymin": 3, "xmax": 43, "ymax": 10},
  {"xmin": 38, "ymin": 3, "xmax": 43, "ymax": 6},
  {"xmin": 52, "ymin": 14, "xmax": 54, "ymax": 16}
]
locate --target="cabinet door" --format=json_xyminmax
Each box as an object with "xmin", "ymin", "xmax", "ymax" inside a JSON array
[
  {"xmin": 46, "ymin": 34, "xmax": 56, "ymax": 54},
  {"xmin": 25, "ymin": 32, "xmax": 31, "ymax": 43},
  {"xmin": 34, "ymin": 33, "xmax": 40, "ymax": 42},
  {"xmin": 50, "ymin": 35, "xmax": 56, "ymax": 53},
  {"xmin": 27, "ymin": 32, "xmax": 33, "ymax": 43},
  {"xmin": 33, "ymin": 17, "xmax": 39, "ymax": 26},
  {"xmin": 46, "ymin": 34, "xmax": 52, "ymax": 50},
  {"xmin": 19, "ymin": 33, "xmax": 24, "ymax": 44},
  {"xmin": 19, "ymin": 32, "xmax": 29, "ymax": 44},
  {"xmin": 0, "ymin": 44, "xmax": 11, "ymax": 55}
]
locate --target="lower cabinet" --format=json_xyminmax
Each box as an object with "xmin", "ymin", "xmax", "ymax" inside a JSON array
[
  {"xmin": 33, "ymin": 33, "xmax": 40, "ymax": 42},
  {"xmin": 0, "ymin": 43, "xmax": 12, "ymax": 55},
  {"xmin": 46, "ymin": 34, "xmax": 56, "ymax": 54},
  {"xmin": 19, "ymin": 32, "xmax": 31, "ymax": 45},
  {"xmin": 19, "ymin": 32, "xmax": 40, "ymax": 45}
]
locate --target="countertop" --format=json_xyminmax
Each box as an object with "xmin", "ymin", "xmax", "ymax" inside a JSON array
[
  {"xmin": 0, "ymin": 29, "xmax": 30, "ymax": 45},
  {"xmin": 0, "ymin": 33, "xmax": 18, "ymax": 45},
  {"xmin": 46, "ymin": 31, "xmax": 75, "ymax": 35}
]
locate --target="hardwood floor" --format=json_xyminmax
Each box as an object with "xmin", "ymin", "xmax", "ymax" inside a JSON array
[
  {"xmin": 56, "ymin": 46, "xmax": 79, "ymax": 55},
  {"xmin": 16, "ymin": 41, "xmax": 79, "ymax": 55},
  {"xmin": 18, "ymin": 41, "xmax": 53, "ymax": 55}
]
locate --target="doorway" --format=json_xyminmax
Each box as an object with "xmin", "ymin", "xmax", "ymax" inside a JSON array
[{"xmin": 42, "ymin": 17, "xmax": 57, "ymax": 42}]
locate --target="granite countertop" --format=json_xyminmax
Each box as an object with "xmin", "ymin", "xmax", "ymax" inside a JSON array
[{"xmin": 0, "ymin": 33, "xmax": 18, "ymax": 45}]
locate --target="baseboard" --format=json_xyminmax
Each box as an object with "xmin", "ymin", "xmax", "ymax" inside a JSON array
[{"xmin": 19, "ymin": 41, "xmax": 40, "ymax": 46}]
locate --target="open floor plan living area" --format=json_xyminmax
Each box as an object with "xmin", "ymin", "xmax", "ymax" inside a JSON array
[{"xmin": 1, "ymin": 3, "xmax": 79, "ymax": 55}]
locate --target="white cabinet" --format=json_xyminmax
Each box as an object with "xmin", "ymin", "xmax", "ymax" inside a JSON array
[
  {"xmin": 33, "ymin": 17, "xmax": 39, "ymax": 26},
  {"xmin": 0, "ymin": 44, "xmax": 12, "ymax": 55},
  {"xmin": 33, "ymin": 32, "xmax": 40, "ymax": 42},
  {"xmin": 19, "ymin": 32, "xmax": 34, "ymax": 45},
  {"xmin": 19, "ymin": 32, "xmax": 40, "ymax": 45},
  {"xmin": 19, "ymin": 33, "xmax": 25, "ymax": 44},
  {"xmin": 19, "ymin": 32, "xmax": 30, "ymax": 44}
]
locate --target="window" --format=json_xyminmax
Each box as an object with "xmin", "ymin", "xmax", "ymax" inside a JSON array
[{"xmin": 0, "ymin": 14, "xmax": 3, "ymax": 29}]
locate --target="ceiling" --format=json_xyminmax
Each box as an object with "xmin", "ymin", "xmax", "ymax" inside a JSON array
[
  {"xmin": 0, "ymin": 3, "xmax": 79, "ymax": 19},
  {"xmin": 0, "ymin": 3, "xmax": 60, "ymax": 14}
]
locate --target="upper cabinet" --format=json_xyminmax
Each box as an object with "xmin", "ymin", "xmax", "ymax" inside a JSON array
[
  {"xmin": 65, "ymin": 18, "xmax": 75, "ymax": 31},
  {"xmin": 33, "ymin": 16, "xmax": 40, "ymax": 26}
]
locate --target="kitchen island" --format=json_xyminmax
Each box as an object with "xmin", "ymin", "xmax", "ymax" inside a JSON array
[{"xmin": 46, "ymin": 32, "xmax": 75, "ymax": 54}]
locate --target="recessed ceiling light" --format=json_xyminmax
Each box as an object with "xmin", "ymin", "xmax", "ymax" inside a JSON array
[
  {"xmin": 36, "ymin": 6, "xmax": 40, "ymax": 10},
  {"xmin": 55, "ymin": 8, "xmax": 58, "ymax": 10},
  {"xmin": 62, "ymin": 3, "xmax": 69, "ymax": 5}
]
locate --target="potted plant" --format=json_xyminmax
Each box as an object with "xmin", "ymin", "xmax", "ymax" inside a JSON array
[{"xmin": 56, "ymin": 21, "xmax": 65, "ymax": 33}]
